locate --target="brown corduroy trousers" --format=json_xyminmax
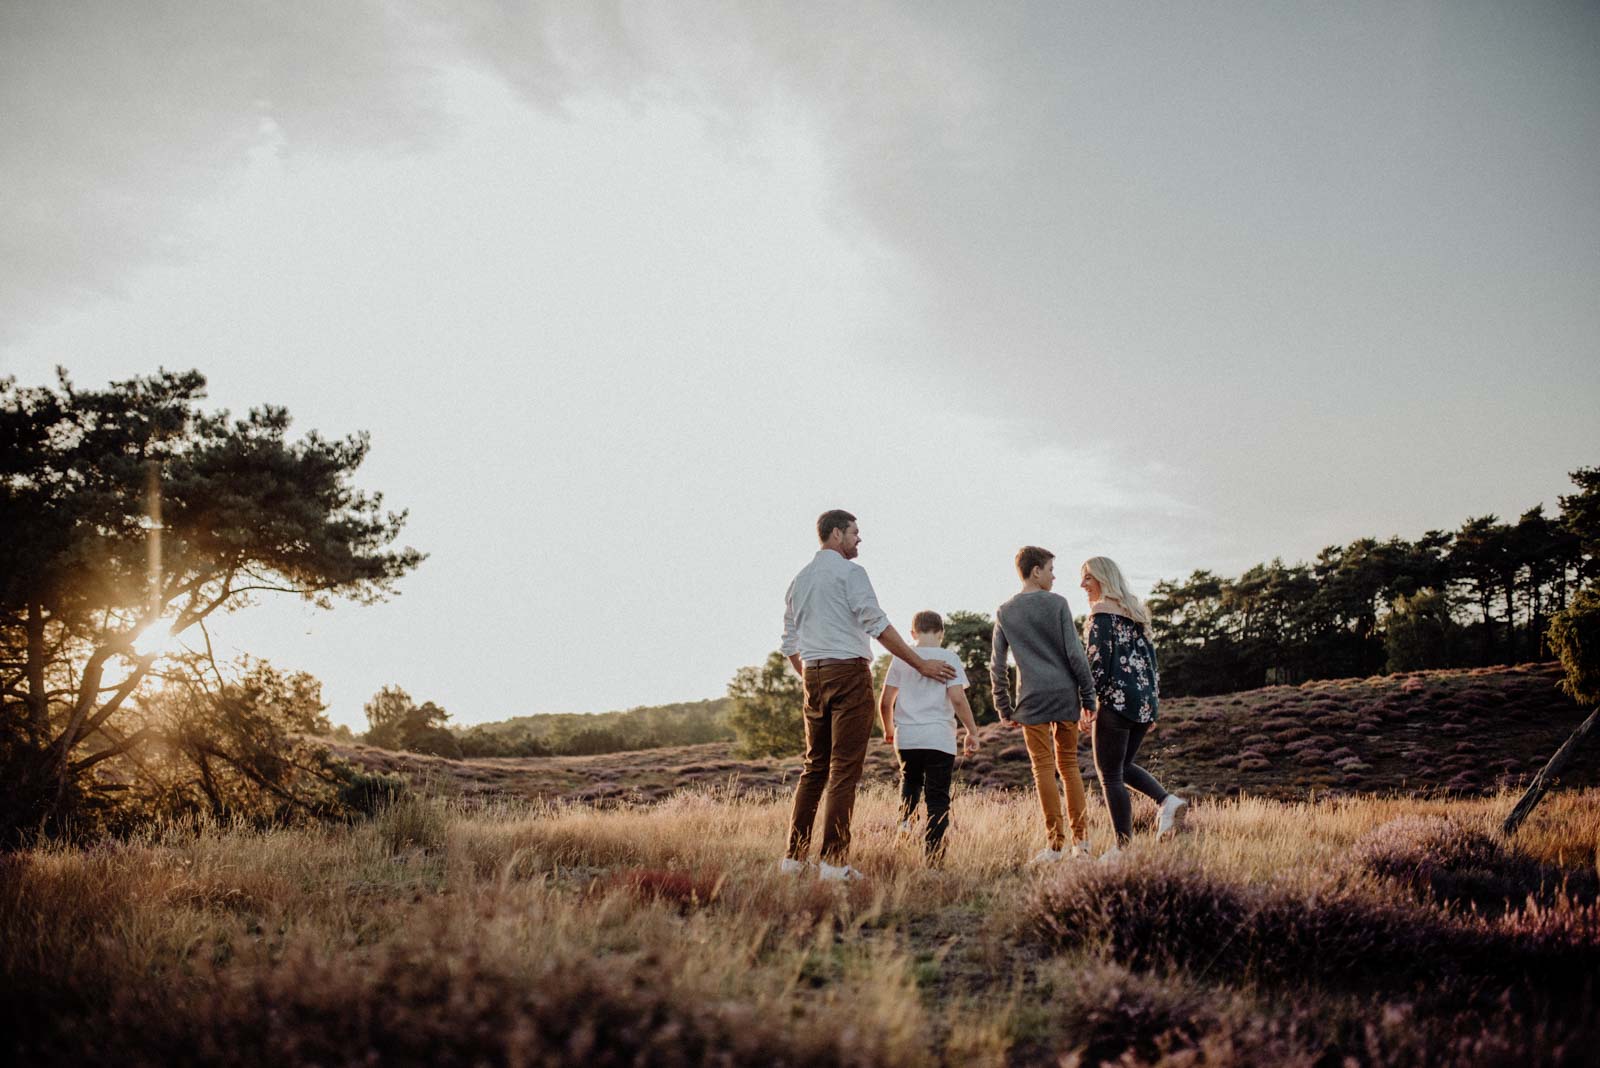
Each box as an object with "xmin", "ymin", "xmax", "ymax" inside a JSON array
[
  {"xmin": 1022, "ymin": 719, "xmax": 1089, "ymax": 849},
  {"xmin": 786, "ymin": 660, "xmax": 876, "ymax": 865}
]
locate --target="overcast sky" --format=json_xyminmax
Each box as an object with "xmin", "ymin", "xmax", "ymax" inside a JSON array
[{"xmin": 4, "ymin": 2, "xmax": 1597, "ymax": 729}]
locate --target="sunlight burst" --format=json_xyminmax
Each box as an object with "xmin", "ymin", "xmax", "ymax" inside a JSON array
[{"xmin": 131, "ymin": 622, "xmax": 180, "ymax": 659}]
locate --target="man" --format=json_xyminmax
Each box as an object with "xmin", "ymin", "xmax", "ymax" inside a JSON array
[
  {"xmin": 991, "ymin": 545, "xmax": 1099, "ymax": 863},
  {"xmin": 780, "ymin": 509, "xmax": 956, "ymax": 881}
]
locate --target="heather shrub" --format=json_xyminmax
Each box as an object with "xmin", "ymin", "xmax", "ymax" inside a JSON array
[
  {"xmin": 1353, "ymin": 817, "xmax": 1600, "ymax": 915},
  {"xmin": 1028, "ymin": 856, "xmax": 1600, "ymax": 997},
  {"xmin": 331, "ymin": 763, "xmax": 407, "ymax": 818},
  {"xmin": 1238, "ymin": 756, "xmax": 1270, "ymax": 771},
  {"xmin": 10, "ymin": 921, "xmax": 871, "ymax": 1067},
  {"xmin": 1029, "ymin": 858, "xmax": 1457, "ymax": 989},
  {"xmin": 601, "ymin": 867, "xmax": 724, "ymax": 911},
  {"xmin": 1045, "ymin": 963, "xmax": 1229, "ymax": 1066}
]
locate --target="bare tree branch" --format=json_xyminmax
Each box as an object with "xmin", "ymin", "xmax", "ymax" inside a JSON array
[{"xmin": 72, "ymin": 726, "xmax": 155, "ymax": 772}]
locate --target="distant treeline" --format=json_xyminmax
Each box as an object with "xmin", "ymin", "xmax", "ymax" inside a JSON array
[
  {"xmin": 1146, "ymin": 466, "xmax": 1597, "ymax": 695},
  {"xmin": 336, "ymin": 693, "xmax": 736, "ymax": 759},
  {"xmin": 454, "ymin": 699, "xmax": 735, "ymax": 758}
]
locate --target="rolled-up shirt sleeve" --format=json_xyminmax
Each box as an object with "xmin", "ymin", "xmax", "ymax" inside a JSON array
[
  {"xmin": 846, "ymin": 566, "xmax": 889, "ymax": 638},
  {"xmin": 990, "ymin": 621, "xmax": 1014, "ymax": 719},
  {"xmin": 780, "ymin": 578, "xmax": 801, "ymax": 656}
]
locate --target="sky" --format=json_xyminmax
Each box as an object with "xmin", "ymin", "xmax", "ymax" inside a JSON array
[{"xmin": 3, "ymin": 2, "xmax": 1598, "ymax": 729}]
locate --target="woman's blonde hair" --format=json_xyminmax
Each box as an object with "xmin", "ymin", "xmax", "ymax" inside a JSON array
[{"xmin": 1081, "ymin": 556, "xmax": 1151, "ymax": 631}]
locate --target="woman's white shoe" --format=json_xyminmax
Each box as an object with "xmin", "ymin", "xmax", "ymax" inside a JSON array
[
  {"xmin": 819, "ymin": 861, "xmax": 865, "ymax": 882},
  {"xmin": 1157, "ymin": 795, "xmax": 1188, "ymax": 839}
]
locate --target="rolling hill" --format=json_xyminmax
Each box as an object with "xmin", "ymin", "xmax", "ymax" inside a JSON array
[{"xmin": 330, "ymin": 662, "xmax": 1596, "ymax": 807}]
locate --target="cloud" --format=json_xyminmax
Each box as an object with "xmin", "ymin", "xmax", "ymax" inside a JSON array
[
  {"xmin": 0, "ymin": 0, "xmax": 446, "ymax": 336},
  {"xmin": 6, "ymin": 0, "xmax": 1597, "ymax": 571}
]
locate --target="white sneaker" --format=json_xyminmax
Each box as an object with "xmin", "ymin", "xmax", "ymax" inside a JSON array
[
  {"xmin": 1099, "ymin": 846, "xmax": 1124, "ymax": 864},
  {"xmin": 1069, "ymin": 842, "xmax": 1095, "ymax": 860},
  {"xmin": 1157, "ymin": 796, "xmax": 1188, "ymax": 839},
  {"xmin": 1028, "ymin": 847, "xmax": 1065, "ymax": 866},
  {"xmin": 778, "ymin": 857, "xmax": 808, "ymax": 875},
  {"xmin": 818, "ymin": 861, "xmax": 865, "ymax": 882}
]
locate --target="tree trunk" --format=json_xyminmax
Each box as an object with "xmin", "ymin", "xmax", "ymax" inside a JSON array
[
  {"xmin": 24, "ymin": 603, "xmax": 49, "ymax": 742},
  {"xmin": 1502, "ymin": 706, "xmax": 1600, "ymax": 836},
  {"xmin": 1480, "ymin": 591, "xmax": 1494, "ymax": 663},
  {"xmin": 1504, "ymin": 582, "xmax": 1517, "ymax": 664}
]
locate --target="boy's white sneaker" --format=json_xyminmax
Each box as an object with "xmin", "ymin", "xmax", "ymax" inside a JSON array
[
  {"xmin": 818, "ymin": 861, "xmax": 865, "ymax": 882},
  {"xmin": 1099, "ymin": 846, "xmax": 1125, "ymax": 864},
  {"xmin": 1028, "ymin": 847, "xmax": 1065, "ymax": 866},
  {"xmin": 1068, "ymin": 842, "xmax": 1095, "ymax": 860},
  {"xmin": 1157, "ymin": 795, "xmax": 1188, "ymax": 839},
  {"xmin": 778, "ymin": 857, "xmax": 809, "ymax": 875}
]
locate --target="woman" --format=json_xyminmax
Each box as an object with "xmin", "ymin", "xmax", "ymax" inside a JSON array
[{"xmin": 1080, "ymin": 556, "xmax": 1186, "ymax": 859}]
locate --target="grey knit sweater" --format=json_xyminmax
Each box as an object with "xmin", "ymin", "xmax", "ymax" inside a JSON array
[{"xmin": 989, "ymin": 590, "xmax": 1098, "ymax": 725}]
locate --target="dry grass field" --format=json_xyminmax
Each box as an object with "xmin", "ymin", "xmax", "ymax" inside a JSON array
[
  {"xmin": 6, "ymin": 662, "xmax": 1599, "ymax": 1065},
  {"xmin": 329, "ymin": 662, "xmax": 1597, "ymax": 807},
  {"xmin": 4, "ymin": 780, "xmax": 1599, "ymax": 1066}
]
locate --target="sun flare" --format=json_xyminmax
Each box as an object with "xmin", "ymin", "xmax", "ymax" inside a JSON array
[{"xmin": 131, "ymin": 623, "xmax": 181, "ymax": 659}]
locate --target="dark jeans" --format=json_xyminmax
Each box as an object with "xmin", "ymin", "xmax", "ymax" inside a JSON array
[
  {"xmin": 787, "ymin": 661, "xmax": 876, "ymax": 864},
  {"xmin": 897, "ymin": 748, "xmax": 955, "ymax": 858},
  {"xmin": 1092, "ymin": 709, "xmax": 1169, "ymax": 845}
]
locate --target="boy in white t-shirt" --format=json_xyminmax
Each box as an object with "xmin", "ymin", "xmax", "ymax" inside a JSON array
[{"xmin": 878, "ymin": 611, "xmax": 982, "ymax": 860}]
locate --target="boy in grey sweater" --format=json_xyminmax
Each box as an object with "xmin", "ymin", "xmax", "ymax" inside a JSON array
[{"xmin": 990, "ymin": 545, "xmax": 1099, "ymax": 862}]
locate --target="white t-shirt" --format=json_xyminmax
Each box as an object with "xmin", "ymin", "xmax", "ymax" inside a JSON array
[{"xmin": 885, "ymin": 647, "xmax": 969, "ymax": 755}]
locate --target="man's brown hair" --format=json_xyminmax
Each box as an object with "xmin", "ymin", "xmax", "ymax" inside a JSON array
[
  {"xmin": 1015, "ymin": 545, "xmax": 1054, "ymax": 580},
  {"xmin": 911, "ymin": 610, "xmax": 944, "ymax": 635},
  {"xmin": 817, "ymin": 509, "xmax": 856, "ymax": 543}
]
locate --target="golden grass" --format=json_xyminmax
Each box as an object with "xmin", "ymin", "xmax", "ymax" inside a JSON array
[{"xmin": 4, "ymin": 782, "xmax": 1598, "ymax": 1066}]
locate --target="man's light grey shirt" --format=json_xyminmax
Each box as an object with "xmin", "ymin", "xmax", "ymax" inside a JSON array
[
  {"xmin": 780, "ymin": 549, "xmax": 889, "ymax": 662},
  {"xmin": 990, "ymin": 589, "xmax": 1098, "ymax": 725}
]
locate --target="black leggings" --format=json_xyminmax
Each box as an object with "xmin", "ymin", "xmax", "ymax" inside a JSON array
[
  {"xmin": 897, "ymin": 749, "xmax": 955, "ymax": 857},
  {"xmin": 1092, "ymin": 710, "xmax": 1169, "ymax": 845}
]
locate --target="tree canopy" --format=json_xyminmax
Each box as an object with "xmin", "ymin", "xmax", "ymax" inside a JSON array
[
  {"xmin": 362, "ymin": 685, "xmax": 460, "ymax": 757},
  {"xmin": 727, "ymin": 652, "xmax": 804, "ymax": 758},
  {"xmin": 1, "ymin": 368, "xmax": 423, "ymax": 842}
]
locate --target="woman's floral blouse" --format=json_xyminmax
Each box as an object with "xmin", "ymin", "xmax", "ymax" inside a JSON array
[{"xmin": 1084, "ymin": 612, "xmax": 1161, "ymax": 723}]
